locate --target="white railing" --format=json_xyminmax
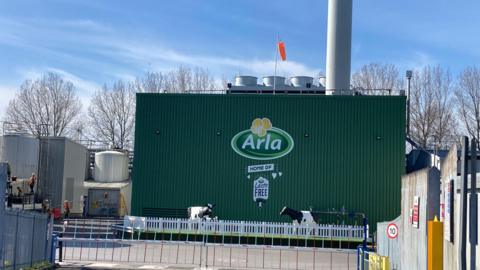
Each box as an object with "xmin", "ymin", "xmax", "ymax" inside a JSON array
[{"xmin": 123, "ymin": 216, "xmax": 367, "ymax": 241}]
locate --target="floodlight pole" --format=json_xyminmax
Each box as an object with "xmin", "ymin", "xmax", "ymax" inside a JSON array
[{"xmin": 406, "ymin": 70, "xmax": 412, "ymax": 137}]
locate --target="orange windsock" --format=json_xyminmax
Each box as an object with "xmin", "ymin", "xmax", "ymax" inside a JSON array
[{"xmin": 278, "ymin": 41, "xmax": 286, "ymax": 61}]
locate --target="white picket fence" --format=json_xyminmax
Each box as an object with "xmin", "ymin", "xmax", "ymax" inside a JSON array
[{"xmin": 123, "ymin": 216, "xmax": 367, "ymax": 241}]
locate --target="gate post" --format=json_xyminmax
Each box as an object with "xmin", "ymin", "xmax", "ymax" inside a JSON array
[
  {"xmin": 13, "ymin": 211, "xmax": 19, "ymax": 270},
  {"xmin": 0, "ymin": 163, "xmax": 6, "ymax": 270},
  {"xmin": 58, "ymin": 233, "xmax": 63, "ymax": 262},
  {"xmin": 51, "ymin": 234, "xmax": 58, "ymax": 264}
]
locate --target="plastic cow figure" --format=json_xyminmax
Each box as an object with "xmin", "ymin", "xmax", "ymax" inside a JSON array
[
  {"xmin": 188, "ymin": 203, "xmax": 216, "ymax": 220},
  {"xmin": 280, "ymin": 206, "xmax": 316, "ymax": 225}
]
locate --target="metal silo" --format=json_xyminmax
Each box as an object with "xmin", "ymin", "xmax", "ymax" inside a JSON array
[
  {"xmin": 94, "ymin": 151, "xmax": 129, "ymax": 182},
  {"xmin": 0, "ymin": 134, "xmax": 39, "ymax": 179}
]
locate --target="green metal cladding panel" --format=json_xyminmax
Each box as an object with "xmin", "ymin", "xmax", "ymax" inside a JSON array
[{"xmin": 132, "ymin": 94, "xmax": 406, "ymax": 228}]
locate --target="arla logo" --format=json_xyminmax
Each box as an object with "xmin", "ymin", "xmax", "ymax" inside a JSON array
[{"xmin": 231, "ymin": 118, "xmax": 294, "ymax": 160}]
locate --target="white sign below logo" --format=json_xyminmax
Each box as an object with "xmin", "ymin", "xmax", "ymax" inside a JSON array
[{"xmin": 253, "ymin": 177, "xmax": 269, "ymax": 207}]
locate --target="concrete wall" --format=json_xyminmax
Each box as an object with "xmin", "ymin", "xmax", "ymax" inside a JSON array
[
  {"xmin": 377, "ymin": 216, "xmax": 401, "ymax": 270},
  {"xmin": 441, "ymin": 145, "xmax": 459, "ymax": 269},
  {"xmin": 38, "ymin": 137, "xmax": 87, "ymax": 213},
  {"xmin": 38, "ymin": 137, "xmax": 65, "ymax": 210},
  {"xmin": 63, "ymin": 139, "xmax": 87, "ymax": 214},
  {"xmin": 122, "ymin": 182, "xmax": 132, "ymax": 215},
  {"xmin": 400, "ymin": 167, "xmax": 440, "ymax": 270}
]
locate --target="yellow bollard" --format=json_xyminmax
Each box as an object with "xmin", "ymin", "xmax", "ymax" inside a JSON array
[
  {"xmin": 368, "ymin": 253, "xmax": 390, "ymax": 270},
  {"xmin": 382, "ymin": 256, "xmax": 390, "ymax": 270},
  {"xmin": 369, "ymin": 253, "xmax": 379, "ymax": 270},
  {"xmin": 428, "ymin": 216, "xmax": 443, "ymax": 270}
]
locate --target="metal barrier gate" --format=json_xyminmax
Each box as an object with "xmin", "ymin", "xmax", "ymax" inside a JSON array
[
  {"xmin": 54, "ymin": 219, "xmax": 359, "ymax": 269},
  {"xmin": 57, "ymin": 239, "xmax": 357, "ymax": 269}
]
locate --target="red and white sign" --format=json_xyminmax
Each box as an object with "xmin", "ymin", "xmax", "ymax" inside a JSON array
[
  {"xmin": 412, "ymin": 196, "xmax": 420, "ymax": 228},
  {"xmin": 387, "ymin": 223, "xmax": 399, "ymax": 239}
]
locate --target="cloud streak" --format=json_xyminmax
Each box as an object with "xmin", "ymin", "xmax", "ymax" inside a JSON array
[{"xmin": 0, "ymin": 17, "xmax": 322, "ymax": 84}]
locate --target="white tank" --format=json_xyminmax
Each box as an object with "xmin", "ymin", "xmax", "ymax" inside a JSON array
[
  {"xmin": 290, "ymin": 76, "xmax": 314, "ymax": 88},
  {"xmin": 234, "ymin": 76, "xmax": 258, "ymax": 86},
  {"xmin": 0, "ymin": 134, "xmax": 39, "ymax": 179},
  {"xmin": 263, "ymin": 76, "xmax": 286, "ymax": 87},
  {"xmin": 94, "ymin": 151, "xmax": 129, "ymax": 182},
  {"xmin": 319, "ymin": 77, "xmax": 327, "ymax": 88}
]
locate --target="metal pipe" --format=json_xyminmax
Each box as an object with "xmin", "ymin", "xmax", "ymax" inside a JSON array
[
  {"xmin": 326, "ymin": 0, "xmax": 353, "ymax": 95},
  {"xmin": 470, "ymin": 139, "xmax": 478, "ymax": 270},
  {"xmin": 460, "ymin": 136, "xmax": 468, "ymax": 270}
]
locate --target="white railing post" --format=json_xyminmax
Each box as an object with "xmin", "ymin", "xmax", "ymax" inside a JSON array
[{"xmin": 129, "ymin": 216, "xmax": 365, "ymax": 245}]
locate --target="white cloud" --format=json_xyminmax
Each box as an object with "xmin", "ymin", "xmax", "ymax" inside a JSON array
[
  {"xmin": 3, "ymin": 16, "xmax": 321, "ymax": 96},
  {"xmin": 0, "ymin": 85, "xmax": 17, "ymax": 118},
  {"xmin": 16, "ymin": 67, "xmax": 101, "ymax": 111},
  {"xmin": 62, "ymin": 19, "xmax": 112, "ymax": 33},
  {"xmin": 45, "ymin": 67, "xmax": 101, "ymax": 95},
  {"xmin": 18, "ymin": 67, "xmax": 101, "ymax": 95},
  {"xmin": 399, "ymin": 51, "xmax": 437, "ymax": 71},
  {"xmin": 106, "ymin": 41, "xmax": 321, "ymax": 79}
]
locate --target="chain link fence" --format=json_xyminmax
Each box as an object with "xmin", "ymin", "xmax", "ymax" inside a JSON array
[{"xmin": 1, "ymin": 209, "xmax": 52, "ymax": 269}]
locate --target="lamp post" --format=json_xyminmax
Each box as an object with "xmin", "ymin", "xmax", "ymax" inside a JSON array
[{"xmin": 406, "ymin": 70, "xmax": 413, "ymax": 137}]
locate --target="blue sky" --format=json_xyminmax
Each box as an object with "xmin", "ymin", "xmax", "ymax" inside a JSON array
[{"xmin": 1, "ymin": 0, "xmax": 480, "ymax": 114}]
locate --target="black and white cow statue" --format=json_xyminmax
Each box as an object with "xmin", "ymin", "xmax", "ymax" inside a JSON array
[
  {"xmin": 280, "ymin": 206, "xmax": 316, "ymax": 225},
  {"xmin": 188, "ymin": 203, "xmax": 216, "ymax": 220}
]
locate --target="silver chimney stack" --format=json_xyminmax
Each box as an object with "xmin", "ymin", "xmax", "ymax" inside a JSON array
[{"xmin": 325, "ymin": 0, "xmax": 353, "ymax": 95}]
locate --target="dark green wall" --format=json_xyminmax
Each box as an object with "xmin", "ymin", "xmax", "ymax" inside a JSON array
[{"xmin": 132, "ymin": 94, "xmax": 406, "ymax": 228}]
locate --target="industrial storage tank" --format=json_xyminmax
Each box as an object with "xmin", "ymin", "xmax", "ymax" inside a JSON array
[
  {"xmin": 0, "ymin": 134, "xmax": 39, "ymax": 179},
  {"xmin": 262, "ymin": 76, "xmax": 286, "ymax": 87},
  {"xmin": 94, "ymin": 151, "xmax": 129, "ymax": 182},
  {"xmin": 290, "ymin": 76, "xmax": 314, "ymax": 88},
  {"xmin": 234, "ymin": 76, "xmax": 257, "ymax": 87}
]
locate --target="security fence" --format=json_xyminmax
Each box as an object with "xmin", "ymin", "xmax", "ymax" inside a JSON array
[
  {"xmin": 1, "ymin": 209, "xmax": 52, "ymax": 270},
  {"xmin": 57, "ymin": 238, "xmax": 357, "ymax": 269},
  {"xmin": 54, "ymin": 218, "xmax": 362, "ymax": 269}
]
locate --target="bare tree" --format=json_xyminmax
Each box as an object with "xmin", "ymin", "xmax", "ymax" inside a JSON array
[
  {"xmin": 351, "ymin": 63, "xmax": 402, "ymax": 93},
  {"xmin": 191, "ymin": 67, "xmax": 218, "ymax": 91},
  {"xmin": 135, "ymin": 67, "xmax": 218, "ymax": 93},
  {"xmin": 88, "ymin": 80, "xmax": 135, "ymax": 149},
  {"xmin": 134, "ymin": 71, "xmax": 167, "ymax": 93},
  {"xmin": 456, "ymin": 66, "xmax": 480, "ymax": 142},
  {"xmin": 4, "ymin": 72, "xmax": 82, "ymax": 137},
  {"xmin": 166, "ymin": 66, "xmax": 192, "ymax": 92},
  {"xmin": 410, "ymin": 65, "xmax": 456, "ymax": 148}
]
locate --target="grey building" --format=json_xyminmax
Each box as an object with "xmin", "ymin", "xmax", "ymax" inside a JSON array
[{"xmin": 37, "ymin": 137, "xmax": 88, "ymax": 213}]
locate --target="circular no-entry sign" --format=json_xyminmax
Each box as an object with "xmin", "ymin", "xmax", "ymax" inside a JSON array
[{"xmin": 387, "ymin": 223, "xmax": 398, "ymax": 239}]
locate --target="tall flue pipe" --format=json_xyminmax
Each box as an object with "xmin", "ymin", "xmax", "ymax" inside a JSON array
[{"xmin": 326, "ymin": 0, "xmax": 353, "ymax": 95}]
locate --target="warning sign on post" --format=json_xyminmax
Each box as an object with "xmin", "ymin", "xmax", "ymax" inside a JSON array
[
  {"xmin": 413, "ymin": 196, "xmax": 420, "ymax": 228},
  {"xmin": 387, "ymin": 223, "xmax": 398, "ymax": 239}
]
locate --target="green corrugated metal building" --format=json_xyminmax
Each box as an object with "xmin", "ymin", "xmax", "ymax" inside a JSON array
[{"xmin": 132, "ymin": 94, "xmax": 405, "ymax": 228}]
